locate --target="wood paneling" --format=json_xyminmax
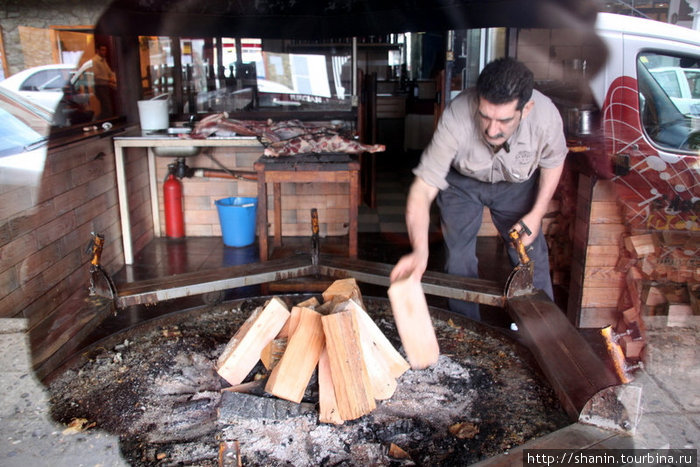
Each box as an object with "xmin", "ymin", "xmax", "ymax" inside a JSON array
[{"xmin": 0, "ymin": 131, "xmax": 153, "ymax": 378}]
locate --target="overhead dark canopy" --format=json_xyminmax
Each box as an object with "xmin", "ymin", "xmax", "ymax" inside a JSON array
[{"xmin": 96, "ymin": 0, "xmax": 601, "ymax": 39}]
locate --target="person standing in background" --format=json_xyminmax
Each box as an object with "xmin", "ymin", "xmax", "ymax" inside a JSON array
[{"xmin": 78, "ymin": 44, "xmax": 117, "ymax": 119}]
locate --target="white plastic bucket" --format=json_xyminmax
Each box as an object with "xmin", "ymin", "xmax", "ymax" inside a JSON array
[{"xmin": 137, "ymin": 94, "xmax": 169, "ymax": 131}]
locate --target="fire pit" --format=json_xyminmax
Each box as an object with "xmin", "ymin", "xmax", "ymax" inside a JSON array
[{"xmin": 46, "ymin": 295, "xmax": 569, "ymax": 466}]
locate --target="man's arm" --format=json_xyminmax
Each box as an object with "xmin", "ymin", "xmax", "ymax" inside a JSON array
[
  {"xmin": 389, "ymin": 177, "xmax": 439, "ymax": 282},
  {"xmin": 517, "ymin": 164, "xmax": 565, "ymax": 245}
]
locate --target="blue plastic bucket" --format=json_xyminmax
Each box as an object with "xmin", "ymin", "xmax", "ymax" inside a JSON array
[{"xmin": 215, "ymin": 197, "xmax": 258, "ymax": 247}]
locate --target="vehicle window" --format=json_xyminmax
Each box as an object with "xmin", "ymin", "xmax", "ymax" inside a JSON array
[
  {"xmin": 650, "ymin": 70, "xmax": 682, "ymax": 98},
  {"xmin": 638, "ymin": 52, "xmax": 700, "ymax": 152},
  {"xmin": 685, "ymin": 70, "xmax": 700, "ymax": 99},
  {"xmin": 19, "ymin": 69, "xmax": 69, "ymax": 91},
  {"xmin": 0, "ymin": 106, "xmax": 45, "ymax": 157}
]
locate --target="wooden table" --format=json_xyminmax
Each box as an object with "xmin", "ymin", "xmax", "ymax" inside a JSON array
[
  {"xmin": 113, "ymin": 133, "xmax": 260, "ymax": 265},
  {"xmin": 254, "ymin": 154, "xmax": 360, "ymax": 261}
]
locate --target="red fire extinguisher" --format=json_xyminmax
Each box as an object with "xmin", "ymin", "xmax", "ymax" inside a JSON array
[{"xmin": 164, "ymin": 173, "xmax": 185, "ymax": 238}]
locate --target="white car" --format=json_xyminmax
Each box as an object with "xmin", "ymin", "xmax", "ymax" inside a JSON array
[
  {"xmin": 0, "ymin": 64, "xmax": 75, "ymax": 112},
  {"xmin": 649, "ymin": 66, "xmax": 700, "ymax": 116},
  {"xmin": 0, "ymin": 86, "xmax": 52, "ymax": 186},
  {"xmin": 0, "ymin": 64, "xmax": 96, "ymax": 126}
]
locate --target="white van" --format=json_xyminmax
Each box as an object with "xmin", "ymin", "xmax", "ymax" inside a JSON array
[{"xmin": 588, "ymin": 13, "xmax": 700, "ymax": 227}]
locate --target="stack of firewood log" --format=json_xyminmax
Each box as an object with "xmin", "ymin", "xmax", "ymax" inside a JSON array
[
  {"xmin": 215, "ymin": 278, "xmax": 439, "ymax": 424},
  {"xmin": 614, "ymin": 232, "xmax": 700, "ymax": 360}
]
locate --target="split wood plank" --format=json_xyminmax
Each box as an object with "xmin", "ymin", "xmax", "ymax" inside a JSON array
[
  {"xmin": 586, "ymin": 224, "xmax": 626, "ymax": 246},
  {"xmin": 624, "ymin": 234, "xmax": 656, "ymax": 258},
  {"xmin": 642, "ymin": 284, "xmax": 667, "ymax": 306},
  {"xmin": 220, "ymin": 379, "xmax": 266, "ymax": 395},
  {"xmin": 589, "ymin": 201, "xmax": 623, "ymax": 224},
  {"xmin": 621, "ymin": 307, "xmax": 640, "ymax": 326},
  {"xmin": 277, "ymin": 305, "xmax": 303, "ymax": 339},
  {"xmin": 620, "ymin": 335, "xmax": 645, "ymax": 360},
  {"xmin": 333, "ymin": 300, "xmax": 402, "ymax": 400},
  {"xmin": 318, "ymin": 347, "xmax": 343, "ymax": 425},
  {"xmin": 265, "ymin": 307, "xmax": 325, "ymax": 403},
  {"xmin": 296, "ymin": 296, "xmax": 320, "ymax": 308},
  {"xmin": 580, "ymin": 288, "xmax": 621, "ymax": 309},
  {"xmin": 581, "ymin": 266, "xmax": 626, "ymax": 289},
  {"xmin": 586, "ymin": 245, "xmax": 623, "ymax": 267},
  {"xmin": 216, "ymin": 297, "xmax": 290, "ymax": 386},
  {"xmin": 625, "ymin": 267, "xmax": 644, "ymax": 315},
  {"xmin": 321, "ymin": 310, "xmax": 376, "ymax": 420},
  {"xmin": 260, "ymin": 337, "xmax": 287, "ymax": 371},
  {"xmin": 261, "ymin": 304, "xmax": 304, "ymax": 369},
  {"xmin": 322, "ymin": 277, "xmax": 365, "ymax": 309},
  {"xmin": 340, "ymin": 299, "xmax": 410, "ymax": 379},
  {"xmin": 388, "ymin": 277, "xmax": 440, "ymax": 369},
  {"xmin": 667, "ymin": 303, "xmax": 694, "ymax": 327},
  {"xmin": 577, "ymin": 307, "xmax": 619, "ymax": 328}
]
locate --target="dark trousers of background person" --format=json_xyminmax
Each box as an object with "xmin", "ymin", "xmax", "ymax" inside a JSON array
[
  {"xmin": 437, "ymin": 168, "xmax": 554, "ymax": 321},
  {"xmin": 95, "ymin": 84, "xmax": 114, "ymax": 120}
]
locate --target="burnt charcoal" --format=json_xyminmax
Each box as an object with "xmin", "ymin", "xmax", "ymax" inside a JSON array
[
  {"xmin": 145, "ymin": 415, "xmax": 218, "ymax": 444},
  {"xmin": 371, "ymin": 418, "xmax": 435, "ymax": 446},
  {"xmin": 123, "ymin": 438, "xmax": 219, "ymax": 467},
  {"xmin": 218, "ymin": 391, "xmax": 316, "ymax": 422},
  {"xmin": 171, "ymin": 395, "xmax": 212, "ymax": 410}
]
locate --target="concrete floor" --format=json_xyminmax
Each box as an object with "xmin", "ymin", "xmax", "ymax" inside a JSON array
[{"xmin": 0, "ymin": 318, "xmax": 126, "ymax": 467}]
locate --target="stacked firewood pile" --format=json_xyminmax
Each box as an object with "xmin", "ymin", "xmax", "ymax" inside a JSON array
[
  {"xmin": 215, "ymin": 278, "xmax": 439, "ymax": 424},
  {"xmin": 543, "ymin": 159, "xmax": 578, "ymax": 289},
  {"xmin": 614, "ymin": 231, "xmax": 700, "ymax": 360}
]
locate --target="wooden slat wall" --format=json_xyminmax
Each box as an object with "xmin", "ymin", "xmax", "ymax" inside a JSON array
[
  {"xmin": 0, "ymin": 132, "xmax": 153, "ymax": 375},
  {"xmin": 568, "ymin": 175, "xmax": 626, "ymax": 328}
]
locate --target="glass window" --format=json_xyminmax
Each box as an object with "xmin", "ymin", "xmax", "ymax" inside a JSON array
[
  {"xmin": 638, "ymin": 52, "xmax": 700, "ymax": 151},
  {"xmin": 685, "ymin": 69, "xmax": 700, "ymax": 99},
  {"xmin": 137, "ymin": 36, "xmax": 399, "ymax": 116},
  {"xmin": 0, "ymin": 106, "xmax": 46, "ymax": 157},
  {"xmin": 18, "ymin": 69, "xmax": 70, "ymax": 91},
  {"xmin": 649, "ymin": 69, "xmax": 682, "ymax": 98},
  {"xmin": 0, "ymin": 27, "xmax": 120, "ymax": 128}
]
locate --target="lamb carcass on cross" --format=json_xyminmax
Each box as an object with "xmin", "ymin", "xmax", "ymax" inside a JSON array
[{"xmin": 190, "ymin": 113, "xmax": 385, "ymax": 157}]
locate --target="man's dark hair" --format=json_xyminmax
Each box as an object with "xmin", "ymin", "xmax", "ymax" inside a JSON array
[{"xmin": 476, "ymin": 57, "xmax": 534, "ymax": 110}]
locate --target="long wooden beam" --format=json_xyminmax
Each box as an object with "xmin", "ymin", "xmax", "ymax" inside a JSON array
[
  {"xmin": 114, "ymin": 254, "xmax": 505, "ymax": 308},
  {"xmin": 318, "ymin": 256, "xmax": 505, "ymax": 307},
  {"xmin": 506, "ymin": 292, "xmax": 621, "ymax": 419},
  {"xmin": 115, "ymin": 255, "xmax": 314, "ymax": 307}
]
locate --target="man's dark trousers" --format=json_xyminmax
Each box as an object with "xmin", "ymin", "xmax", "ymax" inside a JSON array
[{"xmin": 437, "ymin": 168, "xmax": 554, "ymax": 321}]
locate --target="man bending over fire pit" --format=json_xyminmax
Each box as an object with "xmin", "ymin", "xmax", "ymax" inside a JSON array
[{"xmin": 390, "ymin": 57, "xmax": 567, "ymax": 321}]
